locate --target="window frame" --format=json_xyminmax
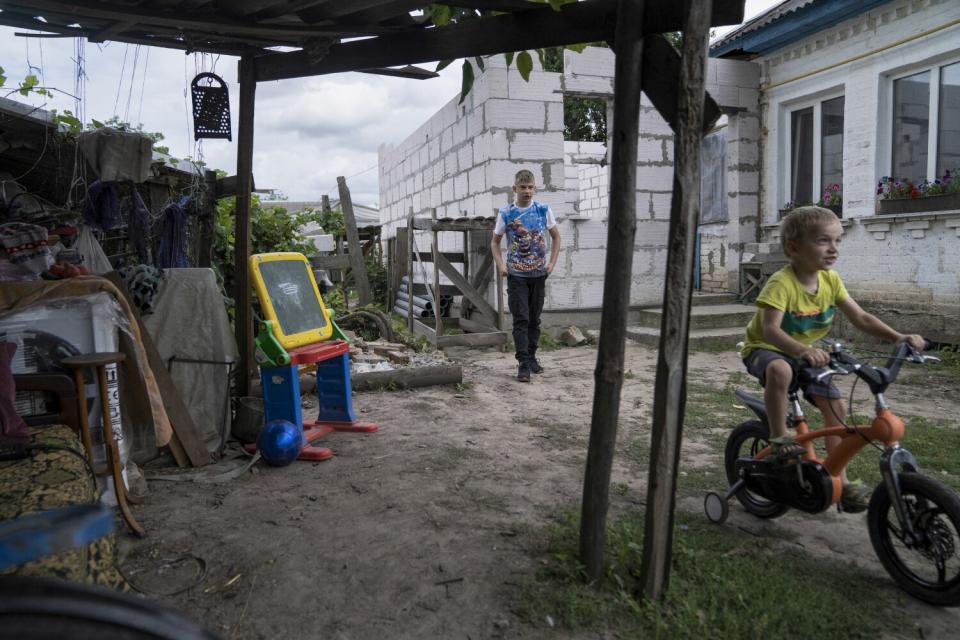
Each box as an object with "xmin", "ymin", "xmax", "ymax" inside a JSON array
[
  {"xmin": 884, "ymin": 55, "xmax": 960, "ymax": 182},
  {"xmin": 779, "ymin": 89, "xmax": 845, "ymax": 209}
]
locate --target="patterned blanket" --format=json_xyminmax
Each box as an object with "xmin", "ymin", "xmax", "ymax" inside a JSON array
[{"xmin": 0, "ymin": 425, "xmax": 126, "ymax": 589}]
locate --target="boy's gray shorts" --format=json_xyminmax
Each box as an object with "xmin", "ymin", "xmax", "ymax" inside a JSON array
[{"xmin": 743, "ymin": 348, "xmax": 841, "ymax": 404}]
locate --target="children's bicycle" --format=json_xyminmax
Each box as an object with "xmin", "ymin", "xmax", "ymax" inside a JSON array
[{"xmin": 703, "ymin": 340, "xmax": 960, "ymax": 606}]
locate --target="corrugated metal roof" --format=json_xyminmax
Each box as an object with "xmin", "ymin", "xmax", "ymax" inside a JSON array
[
  {"xmin": 710, "ymin": 0, "xmax": 894, "ymax": 59},
  {"xmin": 711, "ymin": 0, "xmax": 816, "ymax": 51}
]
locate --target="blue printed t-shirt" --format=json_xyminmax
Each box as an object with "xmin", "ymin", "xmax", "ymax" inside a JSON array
[
  {"xmin": 741, "ymin": 265, "xmax": 850, "ymax": 358},
  {"xmin": 494, "ymin": 201, "xmax": 556, "ymax": 277}
]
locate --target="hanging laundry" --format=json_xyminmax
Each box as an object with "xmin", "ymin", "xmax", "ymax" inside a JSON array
[{"xmin": 0, "ymin": 222, "xmax": 52, "ymax": 275}]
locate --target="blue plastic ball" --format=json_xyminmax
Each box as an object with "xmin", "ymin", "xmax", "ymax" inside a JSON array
[{"xmin": 257, "ymin": 419, "xmax": 303, "ymax": 467}]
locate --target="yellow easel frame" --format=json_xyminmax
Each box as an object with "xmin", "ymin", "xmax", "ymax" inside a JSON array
[{"xmin": 249, "ymin": 252, "xmax": 334, "ymax": 349}]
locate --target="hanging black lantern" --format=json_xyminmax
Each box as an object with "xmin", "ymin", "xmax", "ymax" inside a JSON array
[{"xmin": 191, "ymin": 72, "xmax": 232, "ymax": 140}]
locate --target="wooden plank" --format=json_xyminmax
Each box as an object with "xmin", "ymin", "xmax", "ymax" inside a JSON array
[
  {"xmin": 412, "ymin": 218, "xmax": 495, "ymax": 232},
  {"xmin": 311, "ymin": 254, "xmax": 351, "ymax": 270},
  {"xmin": 166, "ymin": 431, "xmax": 190, "ymax": 467},
  {"xmin": 457, "ymin": 316, "xmax": 497, "ymax": 334},
  {"xmin": 411, "ymin": 319, "xmax": 436, "ymax": 342},
  {"xmin": 254, "ymin": 0, "xmax": 745, "ymax": 82},
  {"xmin": 642, "ymin": 34, "xmax": 721, "ymax": 134},
  {"xmin": 215, "ymin": 174, "xmax": 256, "ymax": 198},
  {"xmin": 358, "ymin": 66, "xmax": 438, "ymax": 80},
  {"xmin": 402, "ymin": 282, "xmax": 460, "ymax": 297},
  {"xmin": 437, "ymin": 332, "xmax": 507, "ymax": 348},
  {"xmin": 432, "ymin": 222, "xmax": 443, "ymax": 338},
  {"xmin": 639, "ymin": 0, "xmax": 711, "ymax": 602},
  {"xmin": 579, "ymin": 0, "xmax": 646, "ymax": 583},
  {"xmin": 104, "ymin": 273, "xmax": 210, "ymax": 468},
  {"xmin": 235, "ymin": 54, "xmax": 257, "ymax": 398},
  {"xmin": 351, "ymin": 364, "xmax": 463, "ymax": 391},
  {"xmin": 197, "ymin": 169, "xmax": 217, "ymax": 268},
  {"xmin": 434, "ymin": 252, "xmax": 499, "ymax": 325},
  {"xmin": 412, "ymin": 251, "xmax": 464, "ymax": 262},
  {"xmin": 337, "ymin": 176, "xmax": 372, "ymax": 306},
  {"xmin": 462, "ymin": 248, "xmax": 494, "ymax": 322}
]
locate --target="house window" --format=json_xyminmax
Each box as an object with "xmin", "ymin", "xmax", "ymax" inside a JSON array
[
  {"xmin": 700, "ymin": 127, "xmax": 727, "ymax": 224},
  {"xmin": 891, "ymin": 61, "xmax": 960, "ymax": 182},
  {"xmin": 787, "ymin": 96, "xmax": 844, "ymax": 209}
]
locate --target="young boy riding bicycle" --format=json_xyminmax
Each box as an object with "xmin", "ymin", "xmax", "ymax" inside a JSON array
[{"xmin": 740, "ymin": 206, "xmax": 925, "ymax": 512}]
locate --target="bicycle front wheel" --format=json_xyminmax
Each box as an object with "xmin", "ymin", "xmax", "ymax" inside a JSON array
[{"xmin": 868, "ymin": 472, "xmax": 960, "ymax": 606}]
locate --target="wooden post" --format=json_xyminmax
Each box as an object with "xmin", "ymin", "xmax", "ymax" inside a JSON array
[
  {"xmin": 579, "ymin": 0, "xmax": 646, "ymax": 582},
  {"xmin": 431, "ymin": 208, "xmax": 443, "ymax": 339},
  {"xmin": 337, "ymin": 176, "xmax": 372, "ymax": 306},
  {"xmin": 197, "ymin": 169, "xmax": 218, "ymax": 268},
  {"xmin": 639, "ymin": 0, "xmax": 711, "ymax": 601},
  {"xmin": 407, "ymin": 212, "xmax": 415, "ymax": 333},
  {"xmin": 234, "ymin": 54, "xmax": 257, "ymax": 398},
  {"xmin": 321, "ymin": 194, "xmax": 331, "ymax": 213}
]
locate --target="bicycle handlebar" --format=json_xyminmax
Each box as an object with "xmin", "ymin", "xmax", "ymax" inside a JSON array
[{"xmin": 799, "ymin": 339, "xmax": 939, "ymax": 396}]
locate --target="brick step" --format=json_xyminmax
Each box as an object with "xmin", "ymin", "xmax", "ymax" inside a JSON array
[
  {"xmin": 635, "ymin": 303, "xmax": 755, "ymax": 330},
  {"xmin": 625, "ymin": 326, "xmax": 744, "ymax": 351},
  {"xmin": 692, "ymin": 292, "xmax": 738, "ymax": 306}
]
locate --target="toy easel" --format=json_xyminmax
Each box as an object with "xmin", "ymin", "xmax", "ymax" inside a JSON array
[{"xmin": 248, "ymin": 252, "xmax": 377, "ymax": 461}]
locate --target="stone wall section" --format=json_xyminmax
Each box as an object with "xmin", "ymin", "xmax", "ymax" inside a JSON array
[{"xmin": 379, "ymin": 48, "xmax": 761, "ymax": 311}]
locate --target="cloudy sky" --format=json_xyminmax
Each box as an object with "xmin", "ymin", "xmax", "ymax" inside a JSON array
[{"xmin": 0, "ymin": 0, "xmax": 776, "ymax": 208}]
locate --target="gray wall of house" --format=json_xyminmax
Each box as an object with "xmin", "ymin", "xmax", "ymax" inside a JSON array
[{"xmin": 378, "ymin": 48, "xmax": 761, "ymax": 315}]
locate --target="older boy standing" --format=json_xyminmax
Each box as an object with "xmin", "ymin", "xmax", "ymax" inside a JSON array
[{"xmin": 491, "ymin": 170, "xmax": 561, "ymax": 382}]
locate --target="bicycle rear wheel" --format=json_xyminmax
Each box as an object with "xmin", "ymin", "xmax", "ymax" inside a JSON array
[
  {"xmin": 867, "ymin": 472, "xmax": 960, "ymax": 606},
  {"xmin": 724, "ymin": 420, "xmax": 788, "ymax": 519}
]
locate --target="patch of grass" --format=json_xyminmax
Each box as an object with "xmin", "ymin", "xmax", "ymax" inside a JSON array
[
  {"xmin": 845, "ymin": 415, "xmax": 960, "ymax": 492},
  {"xmin": 514, "ymin": 510, "xmax": 893, "ymax": 639},
  {"xmin": 624, "ymin": 369, "xmax": 636, "ymax": 380},
  {"xmin": 538, "ymin": 332, "xmax": 563, "ymax": 351},
  {"xmin": 455, "ymin": 381, "xmax": 474, "ymax": 393}
]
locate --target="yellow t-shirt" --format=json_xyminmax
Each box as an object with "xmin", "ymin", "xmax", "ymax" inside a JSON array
[{"xmin": 741, "ymin": 265, "xmax": 849, "ymax": 358}]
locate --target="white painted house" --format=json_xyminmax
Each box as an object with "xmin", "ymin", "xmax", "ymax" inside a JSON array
[
  {"xmin": 378, "ymin": 0, "xmax": 959, "ymax": 341},
  {"xmin": 712, "ymin": 0, "xmax": 960, "ymax": 341}
]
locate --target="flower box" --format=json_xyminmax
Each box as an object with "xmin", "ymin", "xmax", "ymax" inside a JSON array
[{"xmin": 877, "ymin": 192, "xmax": 960, "ymax": 215}]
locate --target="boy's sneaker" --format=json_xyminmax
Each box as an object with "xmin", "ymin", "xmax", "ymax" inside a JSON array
[
  {"xmin": 839, "ymin": 481, "xmax": 872, "ymax": 513},
  {"xmin": 529, "ymin": 358, "xmax": 544, "ymax": 374},
  {"xmin": 517, "ymin": 363, "xmax": 531, "ymax": 382}
]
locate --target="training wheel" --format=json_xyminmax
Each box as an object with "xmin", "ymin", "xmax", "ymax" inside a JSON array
[{"xmin": 704, "ymin": 491, "xmax": 729, "ymax": 524}]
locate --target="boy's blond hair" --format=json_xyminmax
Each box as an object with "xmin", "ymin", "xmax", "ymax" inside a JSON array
[
  {"xmin": 514, "ymin": 169, "xmax": 535, "ymax": 185},
  {"xmin": 780, "ymin": 206, "xmax": 840, "ymax": 252}
]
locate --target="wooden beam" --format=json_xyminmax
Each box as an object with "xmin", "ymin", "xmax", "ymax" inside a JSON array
[
  {"xmin": 434, "ymin": 252, "xmax": 499, "ymax": 322},
  {"xmin": 255, "ymin": 0, "xmax": 745, "ymax": 82},
  {"xmin": 457, "ymin": 316, "xmax": 498, "ymax": 334},
  {"xmin": 358, "ymin": 65, "xmax": 439, "ymax": 80},
  {"xmin": 639, "ymin": 0, "xmax": 711, "ymax": 602},
  {"xmin": 215, "ymin": 174, "xmax": 255, "ymax": 199},
  {"xmin": 642, "ymin": 34, "xmax": 721, "ymax": 134},
  {"xmin": 351, "ymin": 364, "xmax": 463, "ymax": 391},
  {"xmin": 310, "ymin": 255, "xmax": 351, "ymax": 270},
  {"xmin": 437, "ymin": 332, "xmax": 507, "ymax": 348},
  {"xmin": 337, "ymin": 176, "xmax": 372, "ymax": 306},
  {"xmin": 197, "ymin": 169, "xmax": 217, "ymax": 268},
  {"xmin": 579, "ymin": 0, "xmax": 646, "ymax": 583},
  {"xmin": 235, "ymin": 55, "xmax": 257, "ymax": 398},
  {"xmin": 20, "ymin": 0, "xmax": 355, "ymax": 38}
]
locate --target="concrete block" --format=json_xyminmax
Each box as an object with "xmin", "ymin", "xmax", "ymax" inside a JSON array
[
  {"xmin": 649, "ymin": 193, "xmax": 673, "ymax": 220},
  {"xmin": 468, "ymin": 166, "xmax": 486, "ymax": 194},
  {"xmin": 510, "ymin": 132, "xmax": 563, "ymax": 160},
  {"xmin": 441, "ymin": 127, "xmax": 454, "ymax": 154},
  {"xmin": 563, "ymin": 74, "xmax": 614, "ymax": 96},
  {"xmin": 454, "ymin": 173, "xmax": 468, "ymax": 200},
  {"xmin": 565, "ymin": 46, "xmax": 614, "ymax": 77},
  {"xmin": 452, "ymin": 118, "xmax": 467, "ymax": 146},
  {"xmin": 474, "ymin": 190, "xmax": 494, "ymax": 217},
  {"xmin": 458, "ymin": 143, "xmax": 473, "ymax": 172},
  {"xmin": 508, "ymin": 69, "xmax": 561, "ymax": 100},
  {"xmin": 547, "ymin": 278, "xmax": 579, "ymax": 308},
  {"xmin": 576, "ymin": 221, "xmax": 608, "ymax": 249},
  {"xmin": 572, "ymin": 249, "xmax": 607, "ymax": 276},
  {"xmin": 428, "ymin": 136, "xmax": 441, "ymax": 162},
  {"xmin": 547, "ymin": 102, "xmax": 564, "ymax": 131},
  {"xmin": 636, "ymin": 164, "xmax": 675, "ymax": 191},
  {"xmin": 444, "ymin": 153, "xmax": 458, "ymax": 178},
  {"xmin": 486, "ymin": 99, "xmax": 545, "ymax": 129},
  {"xmin": 487, "ymin": 160, "xmax": 543, "ymax": 190},
  {"xmin": 467, "ymin": 106, "xmax": 485, "ymax": 138},
  {"xmin": 441, "ymin": 177, "xmax": 454, "ymax": 203},
  {"xmin": 578, "ymin": 278, "xmax": 606, "ymax": 308},
  {"xmin": 638, "ymin": 136, "xmax": 666, "ymax": 163}
]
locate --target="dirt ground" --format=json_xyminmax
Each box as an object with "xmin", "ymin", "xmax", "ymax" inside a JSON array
[{"xmin": 120, "ymin": 343, "xmax": 960, "ymax": 639}]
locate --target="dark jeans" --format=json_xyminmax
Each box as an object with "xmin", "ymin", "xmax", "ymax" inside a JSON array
[{"xmin": 507, "ymin": 274, "xmax": 546, "ymax": 365}]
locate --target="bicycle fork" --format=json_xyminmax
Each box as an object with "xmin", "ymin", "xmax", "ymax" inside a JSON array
[{"xmin": 880, "ymin": 445, "xmax": 921, "ymax": 545}]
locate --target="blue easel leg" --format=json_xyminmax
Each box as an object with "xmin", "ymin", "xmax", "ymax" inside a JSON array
[
  {"xmin": 315, "ymin": 353, "xmax": 356, "ymax": 423},
  {"xmin": 260, "ymin": 364, "xmax": 303, "ymax": 427}
]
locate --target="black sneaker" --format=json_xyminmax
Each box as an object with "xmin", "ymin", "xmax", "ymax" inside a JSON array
[
  {"xmin": 517, "ymin": 363, "xmax": 531, "ymax": 382},
  {"xmin": 529, "ymin": 358, "xmax": 544, "ymax": 374}
]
